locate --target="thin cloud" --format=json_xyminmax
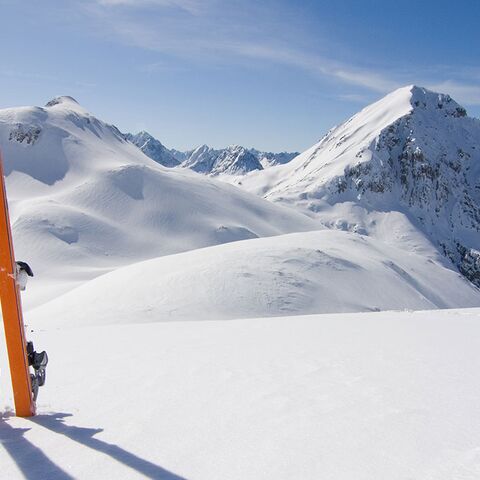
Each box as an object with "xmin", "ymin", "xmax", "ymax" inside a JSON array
[
  {"xmin": 94, "ymin": 0, "xmax": 205, "ymax": 15},
  {"xmin": 138, "ymin": 61, "xmax": 189, "ymax": 73},
  {"xmin": 230, "ymin": 43, "xmax": 399, "ymax": 93},
  {"xmin": 87, "ymin": 10, "xmax": 401, "ymax": 94},
  {"xmin": 0, "ymin": 69, "xmax": 57, "ymax": 81},
  {"xmin": 81, "ymin": 2, "xmax": 480, "ymax": 105}
]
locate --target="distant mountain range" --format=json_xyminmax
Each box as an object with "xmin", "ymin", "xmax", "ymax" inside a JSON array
[
  {"xmin": 125, "ymin": 131, "xmax": 299, "ymax": 175},
  {"xmin": 124, "ymin": 131, "xmax": 180, "ymax": 168}
]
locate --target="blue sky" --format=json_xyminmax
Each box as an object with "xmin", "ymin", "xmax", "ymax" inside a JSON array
[{"xmin": 0, "ymin": 0, "xmax": 479, "ymax": 152}]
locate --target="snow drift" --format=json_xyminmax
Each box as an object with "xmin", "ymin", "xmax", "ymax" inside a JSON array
[{"xmin": 29, "ymin": 229, "xmax": 480, "ymax": 326}]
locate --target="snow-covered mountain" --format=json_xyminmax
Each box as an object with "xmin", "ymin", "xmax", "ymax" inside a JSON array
[
  {"xmin": 125, "ymin": 130, "xmax": 299, "ymax": 175},
  {"xmin": 181, "ymin": 145, "xmax": 299, "ymax": 175},
  {"xmin": 0, "ymin": 96, "xmax": 318, "ymax": 308},
  {"xmin": 124, "ymin": 130, "xmax": 180, "ymax": 167},
  {"xmin": 180, "ymin": 145, "xmax": 300, "ymax": 175},
  {"xmin": 182, "ymin": 144, "xmax": 263, "ymax": 175},
  {"xmin": 242, "ymin": 86, "xmax": 480, "ymax": 287}
]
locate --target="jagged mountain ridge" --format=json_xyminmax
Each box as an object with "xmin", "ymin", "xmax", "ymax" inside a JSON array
[
  {"xmin": 182, "ymin": 144, "xmax": 263, "ymax": 175},
  {"xmin": 125, "ymin": 130, "xmax": 299, "ymax": 174},
  {"xmin": 124, "ymin": 131, "xmax": 180, "ymax": 167},
  {"xmin": 241, "ymin": 85, "xmax": 480, "ymax": 287}
]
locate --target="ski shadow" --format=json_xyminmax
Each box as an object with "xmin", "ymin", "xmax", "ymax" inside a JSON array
[
  {"xmin": 0, "ymin": 413, "xmax": 74, "ymax": 480},
  {"xmin": 29, "ymin": 412, "xmax": 187, "ymax": 480}
]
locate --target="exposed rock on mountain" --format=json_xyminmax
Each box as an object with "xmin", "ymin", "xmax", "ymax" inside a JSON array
[
  {"xmin": 183, "ymin": 144, "xmax": 263, "ymax": 175},
  {"xmin": 242, "ymin": 86, "xmax": 480, "ymax": 287},
  {"xmin": 125, "ymin": 131, "xmax": 180, "ymax": 167}
]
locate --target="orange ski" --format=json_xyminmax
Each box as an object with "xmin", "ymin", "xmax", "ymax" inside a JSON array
[{"xmin": 0, "ymin": 150, "xmax": 35, "ymax": 417}]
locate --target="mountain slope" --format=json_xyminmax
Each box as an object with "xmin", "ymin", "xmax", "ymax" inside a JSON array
[
  {"xmin": 241, "ymin": 86, "xmax": 480, "ymax": 286},
  {"xmin": 29, "ymin": 229, "xmax": 480, "ymax": 326},
  {"xmin": 0, "ymin": 96, "xmax": 319, "ymax": 308}
]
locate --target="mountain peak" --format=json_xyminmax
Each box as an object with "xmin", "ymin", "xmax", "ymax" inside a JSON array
[
  {"xmin": 387, "ymin": 85, "xmax": 467, "ymax": 118},
  {"xmin": 135, "ymin": 130, "xmax": 151, "ymax": 137},
  {"xmin": 226, "ymin": 144, "xmax": 245, "ymax": 152},
  {"xmin": 410, "ymin": 85, "xmax": 466, "ymax": 117},
  {"xmin": 45, "ymin": 96, "xmax": 80, "ymax": 108}
]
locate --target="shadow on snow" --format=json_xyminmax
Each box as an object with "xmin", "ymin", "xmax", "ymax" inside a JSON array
[
  {"xmin": 0, "ymin": 414, "xmax": 73, "ymax": 480},
  {"xmin": 0, "ymin": 412, "xmax": 187, "ymax": 480}
]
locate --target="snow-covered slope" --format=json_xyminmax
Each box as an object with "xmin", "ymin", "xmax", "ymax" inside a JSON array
[
  {"xmin": 241, "ymin": 86, "xmax": 480, "ymax": 286},
  {"xmin": 3, "ymin": 308, "xmax": 480, "ymax": 479},
  {"xmin": 124, "ymin": 131, "xmax": 180, "ymax": 167},
  {"xmin": 0, "ymin": 96, "xmax": 319, "ymax": 308},
  {"xmin": 29, "ymin": 229, "xmax": 480, "ymax": 326}
]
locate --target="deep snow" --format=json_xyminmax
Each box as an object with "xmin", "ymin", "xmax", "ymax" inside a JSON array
[{"xmin": 1, "ymin": 308, "xmax": 480, "ymax": 479}]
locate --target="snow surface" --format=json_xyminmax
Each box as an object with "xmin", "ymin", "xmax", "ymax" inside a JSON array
[
  {"xmin": 2, "ymin": 308, "xmax": 480, "ymax": 479},
  {"xmin": 29, "ymin": 229, "xmax": 480, "ymax": 326}
]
